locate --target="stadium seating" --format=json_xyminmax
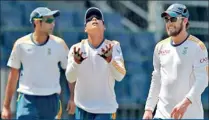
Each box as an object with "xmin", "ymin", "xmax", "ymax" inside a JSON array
[
  {"xmin": 129, "ymin": 74, "xmax": 150, "ymax": 104},
  {"xmin": 3, "ymin": 31, "xmax": 28, "ymax": 49},
  {"xmin": 106, "ymin": 31, "xmax": 131, "ymax": 48},
  {"xmin": 1, "ymin": 1, "xmax": 24, "ymax": 29},
  {"xmin": 56, "ymin": 11, "xmax": 76, "ymax": 31},
  {"xmin": 103, "ymin": 13, "xmax": 125, "ymax": 32},
  {"xmin": 73, "ymin": 11, "xmax": 85, "ymax": 28},
  {"xmin": 0, "ymin": 45, "xmax": 12, "ymax": 67},
  {"xmin": 61, "ymin": 31, "xmax": 80, "ymax": 47},
  {"xmin": 202, "ymin": 87, "xmax": 209, "ymax": 110},
  {"xmin": 132, "ymin": 32, "xmax": 155, "ymax": 57},
  {"xmin": 18, "ymin": 1, "xmax": 47, "ymax": 26}
]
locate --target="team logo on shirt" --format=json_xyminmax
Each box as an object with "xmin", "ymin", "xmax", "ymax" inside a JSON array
[
  {"xmin": 27, "ymin": 49, "xmax": 32, "ymax": 52},
  {"xmin": 159, "ymin": 49, "xmax": 170, "ymax": 55},
  {"xmin": 47, "ymin": 48, "xmax": 51, "ymax": 55},
  {"xmin": 24, "ymin": 45, "xmax": 34, "ymax": 54},
  {"xmin": 182, "ymin": 47, "xmax": 188, "ymax": 55}
]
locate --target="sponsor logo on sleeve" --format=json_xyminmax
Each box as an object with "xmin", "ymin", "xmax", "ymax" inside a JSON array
[
  {"xmin": 158, "ymin": 50, "xmax": 170, "ymax": 55},
  {"xmin": 200, "ymin": 57, "xmax": 208, "ymax": 63}
]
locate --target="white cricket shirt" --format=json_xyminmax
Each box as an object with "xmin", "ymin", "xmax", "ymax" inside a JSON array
[
  {"xmin": 66, "ymin": 39, "xmax": 126, "ymax": 113},
  {"xmin": 7, "ymin": 33, "xmax": 69, "ymax": 96},
  {"xmin": 145, "ymin": 35, "xmax": 208, "ymax": 119}
]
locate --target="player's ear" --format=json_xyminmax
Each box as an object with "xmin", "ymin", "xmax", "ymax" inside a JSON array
[
  {"xmin": 183, "ymin": 18, "xmax": 188, "ymax": 24},
  {"xmin": 34, "ymin": 20, "xmax": 39, "ymax": 27}
]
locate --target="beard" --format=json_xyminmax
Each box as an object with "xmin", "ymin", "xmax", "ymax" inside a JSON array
[{"xmin": 167, "ymin": 21, "xmax": 183, "ymax": 37}]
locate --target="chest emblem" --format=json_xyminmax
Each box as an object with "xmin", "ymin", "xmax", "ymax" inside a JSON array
[
  {"xmin": 182, "ymin": 47, "xmax": 188, "ymax": 55},
  {"xmin": 47, "ymin": 48, "xmax": 51, "ymax": 55}
]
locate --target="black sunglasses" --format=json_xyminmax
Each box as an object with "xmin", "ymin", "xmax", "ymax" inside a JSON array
[
  {"xmin": 86, "ymin": 15, "xmax": 102, "ymax": 23},
  {"xmin": 164, "ymin": 17, "xmax": 184, "ymax": 23}
]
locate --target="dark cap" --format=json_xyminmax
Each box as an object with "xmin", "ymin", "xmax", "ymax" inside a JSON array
[
  {"xmin": 30, "ymin": 7, "xmax": 60, "ymax": 23},
  {"xmin": 84, "ymin": 7, "xmax": 104, "ymax": 25},
  {"xmin": 161, "ymin": 3, "xmax": 189, "ymax": 18}
]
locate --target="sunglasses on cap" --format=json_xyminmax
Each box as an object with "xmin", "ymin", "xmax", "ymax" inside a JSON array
[
  {"xmin": 86, "ymin": 15, "xmax": 102, "ymax": 23},
  {"xmin": 164, "ymin": 16, "xmax": 185, "ymax": 23},
  {"xmin": 33, "ymin": 17, "xmax": 55, "ymax": 24}
]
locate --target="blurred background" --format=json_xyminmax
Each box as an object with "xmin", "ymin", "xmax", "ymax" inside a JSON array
[{"xmin": 0, "ymin": 0, "xmax": 208, "ymax": 119}]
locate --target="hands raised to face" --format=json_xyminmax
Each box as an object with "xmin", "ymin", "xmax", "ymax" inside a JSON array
[
  {"xmin": 73, "ymin": 47, "xmax": 87, "ymax": 64},
  {"xmin": 98, "ymin": 44, "xmax": 113, "ymax": 63}
]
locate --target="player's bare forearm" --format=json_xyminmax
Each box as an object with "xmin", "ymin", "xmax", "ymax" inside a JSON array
[
  {"xmin": 69, "ymin": 82, "xmax": 76, "ymax": 100},
  {"xmin": 3, "ymin": 68, "xmax": 19, "ymax": 108}
]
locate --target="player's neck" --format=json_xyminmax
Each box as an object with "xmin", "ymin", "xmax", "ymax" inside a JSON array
[
  {"xmin": 88, "ymin": 34, "xmax": 104, "ymax": 48},
  {"xmin": 33, "ymin": 31, "xmax": 49, "ymax": 45},
  {"xmin": 171, "ymin": 31, "xmax": 188, "ymax": 45}
]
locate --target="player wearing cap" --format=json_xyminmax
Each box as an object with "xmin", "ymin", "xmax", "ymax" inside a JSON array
[
  {"xmin": 1, "ymin": 7, "xmax": 69, "ymax": 119},
  {"xmin": 143, "ymin": 3, "xmax": 208, "ymax": 119},
  {"xmin": 65, "ymin": 7, "xmax": 126, "ymax": 120}
]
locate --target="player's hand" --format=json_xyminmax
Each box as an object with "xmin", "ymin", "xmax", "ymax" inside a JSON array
[
  {"xmin": 143, "ymin": 110, "xmax": 153, "ymax": 119},
  {"xmin": 73, "ymin": 47, "xmax": 87, "ymax": 64},
  {"xmin": 171, "ymin": 98, "xmax": 191, "ymax": 119},
  {"xmin": 1, "ymin": 106, "xmax": 12, "ymax": 119},
  {"xmin": 66, "ymin": 99, "xmax": 76, "ymax": 115},
  {"xmin": 98, "ymin": 44, "xmax": 113, "ymax": 63}
]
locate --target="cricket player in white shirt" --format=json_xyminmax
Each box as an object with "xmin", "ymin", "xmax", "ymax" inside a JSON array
[
  {"xmin": 1, "ymin": 7, "xmax": 68, "ymax": 119},
  {"xmin": 65, "ymin": 7, "xmax": 126, "ymax": 120},
  {"xmin": 143, "ymin": 3, "xmax": 208, "ymax": 119}
]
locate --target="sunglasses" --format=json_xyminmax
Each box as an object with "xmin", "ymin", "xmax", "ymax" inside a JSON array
[
  {"xmin": 164, "ymin": 17, "xmax": 184, "ymax": 23},
  {"xmin": 86, "ymin": 15, "xmax": 102, "ymax": 23},
  {"xmin": 33, "ymin": 17, "xmax": 55, "ymax": 24}
]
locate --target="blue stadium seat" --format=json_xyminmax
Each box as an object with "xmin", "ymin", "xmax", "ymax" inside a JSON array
[
  {"xmin": 61, "ymin": 31, "xmax": 80, "ymax": 47},
  {"xmin": 132, "ymin": 32, "xmax": 155, "ymax": 57},
  {"xmin": 126, "ymin": 61, "xmax": 143, "ymax": 75},
  {"xmin": 0, "ymin": 45, "xmax": 12, "ymax": 67},
  {"xmin": 129, "ymin": 73, "xmax": 150, "ymax": 104},
  {"xmin": 106, "ymin": 31, "xmax": 131, "ymax": 49},
  {"xmin": 17, "ymin": 1, "xmax": 47, "ymax": 9},
  {"xmin": 103, "ymin": 13, "xmax": 125, "ymax": 32},
  {"xmin": 73, "ymin": 11, "xmax": 85, "ymax": 28},
  {"xmin": 202, "ymin": 87, "xmax": 209, "ymax": 110},
  {"xmin": 3, "ymin": 31, "xmax": 28, "ymax": 49},
  {"xmin": 115, "ymin": 74, "xmax": 135, "ymax": 104},
  {"xmin": 3, "ymin": 13, "xmax": 23, "ymax": 29},
  {"xmin": 17, "ymin": 1, "xmax": 47, "ymax": 26},
  {"xmin": 0, "ymin": 1, "xmax": 14, "ymax": 12},
  {"xmin": 56, "ymin": 11, "xmax": 75, "ymax": 30},
  {"xmin": 1, "ymin": 2, "xmax": 23, "ymax": 28},
  {"xmin": 122, "ymin": 48, "xmax": 142, "ymax": 62}
]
